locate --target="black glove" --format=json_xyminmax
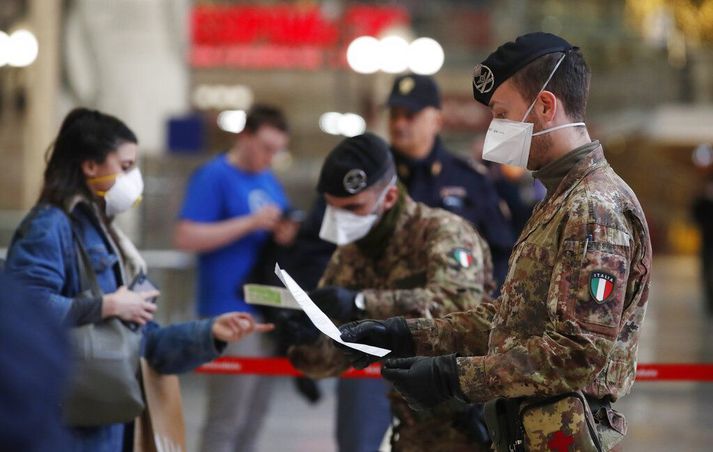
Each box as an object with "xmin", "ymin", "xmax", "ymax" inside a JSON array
[
  {"xmin": 381, "ymin": 354, "xmax": 466, "ymax": 411},
  {"xmin": 281, "ymin": 312, "xmax": 321, "ymax": 346},
  {"xmin": 338, "ymin": 317, "xmax": 414, "ymax": 369},
  {"xmin": 309, "ymin": 286, "xmax": 360, "ymax": 321}
]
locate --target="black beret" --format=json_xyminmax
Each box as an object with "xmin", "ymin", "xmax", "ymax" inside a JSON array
[
  {"xmin": 317, "ymin": 132, "xmax": 394, "ymax": 197},
  {"xmin": 387, "ymin": 73, "xmax": 441, "ymax": 112},
  {"xmin": 472, "ymin": 32, "xmax": 575, "ymax": 106}
]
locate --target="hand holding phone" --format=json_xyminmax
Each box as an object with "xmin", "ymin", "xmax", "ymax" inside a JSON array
[{"xmin": 129, "ymin": 271, "xmax": 160, "ymax": 304}]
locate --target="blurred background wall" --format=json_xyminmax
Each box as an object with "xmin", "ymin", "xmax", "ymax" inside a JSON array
[{"xmin": 1, "ymin": 0, "xmax": 713, "ymax": 317}]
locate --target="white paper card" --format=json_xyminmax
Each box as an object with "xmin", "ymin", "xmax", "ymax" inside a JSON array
[{"xmin": 274, "ymin": 264, "xmax": 390, "ymax": 357}]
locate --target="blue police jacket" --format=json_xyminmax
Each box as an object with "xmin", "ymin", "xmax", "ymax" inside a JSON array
[
  {"xmin": 5, "ymin": 202, "xmax": 225, "ymax": 452},
  {"xmin": 392, "ymin": 137, "xmax": 515, "ymax": 287}
]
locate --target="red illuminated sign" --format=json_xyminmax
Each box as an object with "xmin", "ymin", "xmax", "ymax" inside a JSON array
[{"xmin": 190, "ymin": 4, "xmax": 409, "ymax": 70}]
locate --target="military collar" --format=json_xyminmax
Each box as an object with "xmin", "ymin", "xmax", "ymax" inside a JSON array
[
  {"xmin": 393, "ymin": 136, "xmax": 445, "ymax": 179},
  {"xmin": 514, "ymin": 144, "xmax": 608, "ymax": 249},
  {"xmin": 535, "ymin": 142, "xmax": 606, "ymax": 202},
  {"xmin": 533, "ymin": 140, "xmax": 601, "ymax": 195}
]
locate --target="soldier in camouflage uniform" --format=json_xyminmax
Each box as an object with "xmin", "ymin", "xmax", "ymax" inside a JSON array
[
  {"xmin": 288, "ymin": 132, "xmax": 494, "ymax": 451},
  {"xmin": 340, "ymin": 33, "xmax": 652, "ymax": 452}
]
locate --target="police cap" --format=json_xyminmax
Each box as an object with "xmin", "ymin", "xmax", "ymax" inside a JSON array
[
  {"xmin": 387, "ymin": 73, "xmax": 441, "ymax": 112},
  {"xmin": 472, "ymin": 32, "xmax": 575, "ymax": 106},
  {"xmin": 317, "ymin": 132, "xmax": 394, "ymax": 198}
]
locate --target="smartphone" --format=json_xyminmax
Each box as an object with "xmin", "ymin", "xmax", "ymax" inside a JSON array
[
  {"xmin": 282, "ymin": 208, "xmax": 306, "ymax": 223},
  {"xmin": 129, "ymin": 271, "xmax": 159, "ymax": 304}
]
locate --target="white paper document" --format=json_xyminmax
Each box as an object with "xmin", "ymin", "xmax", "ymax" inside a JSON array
[{"xmin": 274, "ymin": 264, "xmax": 390, "ymax": 357}]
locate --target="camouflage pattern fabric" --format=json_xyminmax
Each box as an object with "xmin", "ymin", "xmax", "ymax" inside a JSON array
[
  {"xmin": 289, "ymin": 193, "xmax": 494, "ymax": 450},
  {"xmin": 520, "ymin": 394, "xmax": 599, "ymax": 452},
  {"xmin": 407, "ymin": 146, "xmax": 651, "ymax": 451}
]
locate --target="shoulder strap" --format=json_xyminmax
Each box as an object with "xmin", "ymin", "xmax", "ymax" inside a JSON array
[{"xmin": 62, "ymin": 209, "xmax": 103, "ymax": 298}]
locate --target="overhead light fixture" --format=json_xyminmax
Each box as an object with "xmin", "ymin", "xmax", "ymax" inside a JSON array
[
  {"xmin": 319, "ymin": 111, "xmax": 343, "ymax": 135},
  {"xmin": 407, "ymin": 37, "xmax": 444, "ymax": 75},
  {"xmin": 193, "ymin": 84, "xmax": 254, "ymax": 110},
  {"xmin": 378, "ymin": 36, "xmax": 410, "ymax": 74},
  {"xmin": 217, "ymin": 110, "xmax": 247, "ymax": 134},
  {"xmin": 338, "ymin": 113, "xmax": 366, "ymax": 137},
  {"xmin": 7, "ymin": 29, "xmax": 38, "ymax": 67},
  {"xmin": 346, "ymin": 36, "xmax": 381, "ymax": 74},
  {"xmin": 319, "ymin": 112, "xmax": 366, "ymax": 137},
  {"xmin": 347, "ymin": 35, "xmax": 445, "ymax": 75}
]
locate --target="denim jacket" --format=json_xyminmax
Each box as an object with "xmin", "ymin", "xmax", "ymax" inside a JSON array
[{"xmin": 5, "ymin": 202, "xmax": 225, "ymax": 452}]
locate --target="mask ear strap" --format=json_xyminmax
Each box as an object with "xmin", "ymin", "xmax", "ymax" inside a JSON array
[
  {"xmin": 372, "ymin": 175, "xmax": 398, "ymax": 214},
  {"xmin": 532, "ymin": 122, "xmax": 585, "ymax": 137},
  {"xmin": 520, "ymin": 52, "xmax": 567, "ymax": 122}
]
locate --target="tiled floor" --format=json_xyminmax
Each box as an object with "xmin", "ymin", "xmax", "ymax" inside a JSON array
[{"xmin": 180, "ymin": 256, "xmax": 713, "ymax": 451}]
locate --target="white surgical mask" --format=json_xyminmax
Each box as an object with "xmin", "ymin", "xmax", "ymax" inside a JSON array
[
  {"xmin": 319, "ymin": 207, "xmax": 379, "ymax": 246},
  {"xmin": 319, "ymin": 180, "xmax": 394, "ymax": 246},
  {"xmin": 482, "ymin": 53, "xmax": 585, "ymax": 169},
  {"xmin": 97, "ymin": 168, "xmax": 144, "ymax": 217}
]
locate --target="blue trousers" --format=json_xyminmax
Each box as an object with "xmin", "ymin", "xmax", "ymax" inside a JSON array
[{"xmin": 336, "ymin": 378, "xmax": 392, "ymax": 452}]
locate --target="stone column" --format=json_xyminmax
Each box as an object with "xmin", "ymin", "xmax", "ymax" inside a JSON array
[{"xmin": 22, "ymin": 0, "xmax": 61, "ymax": 208}]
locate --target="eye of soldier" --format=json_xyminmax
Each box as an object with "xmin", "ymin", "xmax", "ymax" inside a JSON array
[
  {"xmin": 492, "ymin": 109, "xmax": 506, "ymax": 119},
  {"xmin": 340, "ymin": 202, "xmax": 363, "ymax": 213}
]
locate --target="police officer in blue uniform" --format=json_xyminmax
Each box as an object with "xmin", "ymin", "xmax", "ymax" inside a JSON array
[{"xmin": 387, "ymin": 73, "xmax": 515, "ymax": 287}]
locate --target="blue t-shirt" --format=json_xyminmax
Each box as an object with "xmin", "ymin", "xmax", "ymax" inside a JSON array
[{"xmin": 179, "ymin": 154, "xmax": 289, "ymax": 316}]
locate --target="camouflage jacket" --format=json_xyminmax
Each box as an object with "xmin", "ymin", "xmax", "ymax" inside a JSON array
[
  {"xmin": 289, "ymin": 194, "xmax": 494, "ymax": 445},
  {"xmin": 290, "ymin": 194, "xmax": 494, "ymax": 377},
  {"xmin": 409, "ymin": 145, "xmax": 652, "ymax": 405}
]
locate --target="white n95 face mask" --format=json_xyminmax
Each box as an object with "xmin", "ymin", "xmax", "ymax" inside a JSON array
[
  {"xmin": 319, "ymin": 178, "xmax": 394, "ymax": 246},
  {"xmin": 482, "ymin": 53, "xmax": 585, "ymax": 169},
  {"xmin": 319, "ymin": 206, "xmax": 379, "ymax": 246},
  {"xmin": 482, "ymin": 119, "xmax": 534, "ymax": 168},
  {"xmin": 102, "ymin": 167, "xmax": 144, "ymax": 217}
]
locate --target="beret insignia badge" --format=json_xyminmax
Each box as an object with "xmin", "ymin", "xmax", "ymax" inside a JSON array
[
  {"xmin": 343, "ymin": 169, "xmax": 367, "ymax": 194},
  {"xmin": 473, "ymin": 64, "xmax": 494, "ymax": 94}
]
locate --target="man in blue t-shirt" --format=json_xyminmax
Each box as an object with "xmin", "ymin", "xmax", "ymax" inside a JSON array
[{"xmin": 175, "ymin": 105, "xmax": 295, "ymax": 452}]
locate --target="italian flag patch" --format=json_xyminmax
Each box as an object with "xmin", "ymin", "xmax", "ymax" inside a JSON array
[
  {"xmin": 589, "ymin": 271, "xmax": 615, "ymax": 304},
  {"xmin": 452, "ymin": 248, "xmax": 473, "ymax": 269}
]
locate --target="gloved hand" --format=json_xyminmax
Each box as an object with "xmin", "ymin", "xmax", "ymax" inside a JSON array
[
  {"xmin": 281, "ymin": 312, "xmax": 321, "ymax": 346},
  {"xmin": 338, "ymin": 317, "xmax": 414, "ymax": 369},
  {"xmin": 309, "ymin": 286, "xmax": 360, "ymax": 321},
  {"xmin": 381, "ymin": 354, "xmax": 466, "ymax": 411}
]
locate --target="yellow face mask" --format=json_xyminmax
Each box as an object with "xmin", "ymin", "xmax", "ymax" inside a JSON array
[
  {"xmin": 86, "ymin": 172, "xmax": 119, "ymax": 197},
  {"xmin": 86, "ymin": 168, "xmax": 144, "ymax": 216}
]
